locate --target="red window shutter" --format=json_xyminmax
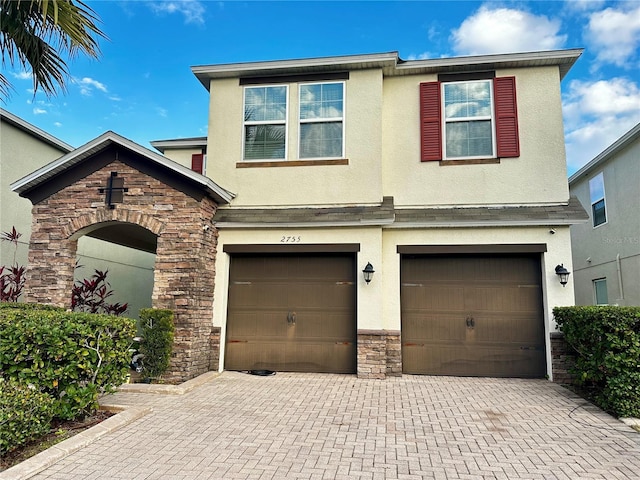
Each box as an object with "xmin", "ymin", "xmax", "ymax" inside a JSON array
[
  {"xmin": 191, "ymin": 153, "xmax": 204, "ymax": 174},
  {"xmin": 420, "ymin": 82, "xmax": 442, "ymax": 161},
  {"xmin": 494, "ymin": 76, "xmax": 520, "ymax": 158}
]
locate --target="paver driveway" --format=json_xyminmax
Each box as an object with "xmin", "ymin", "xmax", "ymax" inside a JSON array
[{"xmin": 32, "ymin": 372, "xmax": 640, "ymax": 479}]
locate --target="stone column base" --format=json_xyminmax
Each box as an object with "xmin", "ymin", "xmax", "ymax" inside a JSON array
[
  {"xmin": 357, "ymin": 330, "xmax": 402, "ymax": 379},
  {"xmin": 550, "ymin": 332, "xmax": 576, "ymax": 385}
]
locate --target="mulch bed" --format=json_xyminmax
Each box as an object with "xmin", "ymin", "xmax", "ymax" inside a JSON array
[{"xmin": 0, "ymin": 410, "xmax": 114, "ymax": 472}]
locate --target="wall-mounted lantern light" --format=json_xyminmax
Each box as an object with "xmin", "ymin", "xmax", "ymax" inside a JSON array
[
  {"xmin": 362, "ymin": 262, "xmax": 375, "ymax": 284},
  {"xmin": 555, "ymin": 264, "xmax": 570, "ymax": 287}
]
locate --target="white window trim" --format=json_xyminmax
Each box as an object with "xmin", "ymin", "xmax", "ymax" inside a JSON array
[
  {"xmin": 589, "ymin": 172, "xmax": 607, "ymax": 229},
  {"xmin": 242, "ymin": 84, "xmax": 289, "ymax": 161},
  {"xmin": 441, "ymin": 79, "xmax": 496, "ymax": 161},
  {"xmin": 298, "ymin": 81, "xmax": 345, "ymax": 160}
]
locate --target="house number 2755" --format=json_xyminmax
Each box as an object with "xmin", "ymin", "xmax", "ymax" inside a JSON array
[{"xmin": 280, "ymin": 236, "xmax": 301, "ymax": 243}]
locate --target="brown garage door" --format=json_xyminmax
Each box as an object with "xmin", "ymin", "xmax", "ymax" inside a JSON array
[
  {"xmin": 225, "ymin": 254, "xmax": 356, "ymax": 373},
  {"xmin": 401, "ymin": 254, "xmax": 545, "ymax": 377}
]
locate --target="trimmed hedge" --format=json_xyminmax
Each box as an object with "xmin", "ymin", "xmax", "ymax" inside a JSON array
[
  {"xmin": 0, "ymin": 378, "xmax": 55, "ymax": 455},
  {"xmin": 554, "ymin": 306, "xmax": 640, "ymax": 418},
  {"xmin": 0, "ymin": 303, "xmax": 136, "ymax": 420},
  {"xmin": 139, "ymin": 308, "xmax": 174, "ymax": 381}
]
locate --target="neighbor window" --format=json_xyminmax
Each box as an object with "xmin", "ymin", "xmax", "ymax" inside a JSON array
[
  {"xmin": 589, "ymin": 172, "xmax": 607, "ymax": 227},
  {"xmin": 593, "ymin": 278, "xmax": 608, "ymax": 305},
  {"xmin": 243, "ymin": 85, "xmax": 288, "ymax": 160},
  {"xmin": 299, "ymin": 82, "xmax": 344, "ymax": 158},
  {"xmin": 443, "ymin": 80, "xmax": 495, "ymax": 159}
]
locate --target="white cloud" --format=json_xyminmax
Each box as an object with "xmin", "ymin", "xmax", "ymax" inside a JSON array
[
  {"xmin": 33, "ymin": 108, "xmax": 46, "ymax": 115},
  {"xmin": 109, "ymin": 95, "xmax": 122, "ymax": 102},
  {"xmin": 563, "ymin": 77, "xmax": 640, "ymax": 173},
  {"xmin": 406, "ymin": 52, "xmax": 433, "ymax": 61},
  {"xmin": 75, "ymin": 77, "xmax": 108, "ymax": 97},
  {"xmin": 564, "ymin": 0, "xmax": 606, "ymax": 12},
  {"xmin": 54, "ymin": 122, "xmax": 62, "ymax": 127},
  {"xmin": 148, "ymin": 0, "xmax": 205, "ymax": 24},
  {"xmin": 585, "ymin": 5, "xmax": 640, "ymax": 68},
  {"xmin": 156, "ymin": 107, "xmax": 168, "ymax": 118},
  {"xmin": 10, "ymin": 71, "xmax": 32, "ymax": 80},
  {"xmin": 451, "ymin": 6, "xmax": 567, "ymax": 55}
]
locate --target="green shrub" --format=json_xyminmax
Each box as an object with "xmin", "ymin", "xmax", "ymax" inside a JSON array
[
  {"xmin": 139, "ymin": 308, "xmax": 174, "ymax": 381},
  {"xmin": 0, "ymin": 378, "xmax": 55, "ymax": 455},
  {"xmin": 554, "ymin": 306, "xmax": 640, "ymax": 418},
  {"xmin": 0, "ymin": 303, "xmax": 136, "ymax": 420}
]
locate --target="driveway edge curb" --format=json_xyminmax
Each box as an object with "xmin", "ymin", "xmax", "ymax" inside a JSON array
[{"xmin": 0, "ymin": 405, "xmax": 152, "ymax": 480}]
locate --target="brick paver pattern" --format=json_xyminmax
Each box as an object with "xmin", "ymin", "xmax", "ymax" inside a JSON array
[{"xmin": 34, "ymin": 373, "xmax": 640, "ymax": 479}]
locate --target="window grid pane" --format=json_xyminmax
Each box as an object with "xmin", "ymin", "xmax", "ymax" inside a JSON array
[
  {"xmin": 299, "ymin": 82, "xmax": 344, "ymax": 158},
  {"xmin": 592, "ymin": 199, "xmax": 606, "ymax": 227},
  {"xmin": 445, "ymin": 121, "xmax": 493, "ymax": 157},
  {"xmin": 243, "ymin": 86, "xmax": 287, "ymax": 160},
  {"xmin": 244, "ymin": 125, "xmax": 286, "ymax": 160}
]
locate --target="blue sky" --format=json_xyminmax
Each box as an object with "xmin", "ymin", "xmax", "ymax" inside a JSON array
[{"xmin": 2, "ymin": 0, "xmax": 639, "ymax": 175}]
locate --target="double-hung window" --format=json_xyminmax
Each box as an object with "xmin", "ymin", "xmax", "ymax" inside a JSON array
[
  {"xmin": 299, "ymin": 82, "xmax": 344, "ymax": 158},
  {"xmin": 589, "ymin": 172, "xmax": 607, "ymax": 227},
  {"xmin": 243, "ymin": 85, "xmax": 288, "ymax": 160},
  {"xmin": 443, "ymin": 80, "xmax": 495, "ymax": 159},
  {"xmin": 420, "ymin": 75, "xmax": 520, "ymax": 162}
]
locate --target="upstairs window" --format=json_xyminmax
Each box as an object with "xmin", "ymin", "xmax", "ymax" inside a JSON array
[
  {"xmin": 443, "ymin": 80, "xmax": 494, "ymax": 159},
  {"xmin": 243, "ymin": 85, "xmax": 288, "ymax": 160},
  {"xmin": 420, "ymin": 76, "xmax": 520, "ymax": 162},
  {"xmin": 299, "ymin": 82, "xmax": 344, "ymax": 158},
  {"xmin": 589, "ymin": 172, "xmax": 607, "ymax": 227},
  {"xmin": 593, "ymin": 278, "xmax": 608, "ymax": 305}
]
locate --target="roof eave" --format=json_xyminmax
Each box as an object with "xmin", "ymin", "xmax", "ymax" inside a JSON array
[
  {"xmin": 0, "ymin": 108, "xmax": 74, "ymax": 152},
  {"xmin": 569, "ymin": 122, "xmax": 640, "ymax": 184}
]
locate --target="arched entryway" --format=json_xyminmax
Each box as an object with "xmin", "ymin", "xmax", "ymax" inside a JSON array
[{"xmin": 12, "ymin": 132, "xmax": 234, "ymax": 382}]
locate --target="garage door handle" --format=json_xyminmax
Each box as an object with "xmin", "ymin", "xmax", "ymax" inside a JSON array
[
  {"xmin": 287, "ymin": 311, "xmax": 296, "ymax": 325},
  {"xmin": 466, "ymin": 316, "xmax": 475, "ymax": 329}
]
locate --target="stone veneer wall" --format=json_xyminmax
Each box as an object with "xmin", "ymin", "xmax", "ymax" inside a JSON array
[
  {"xmin": 24, "ymin": 157, "xmax": 218, "ymax": 383},
  {"xmin": 550, "ymin": 332, "xmax": 576, "ymax": 385},
  {"xmin": 357, "ymin": 330, "xmax": 402, "ymax": 379}
]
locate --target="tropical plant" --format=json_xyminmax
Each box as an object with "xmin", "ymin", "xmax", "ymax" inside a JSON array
[
  {"xmin": 71, "ymin": 268, "xmax": 128, "ymax": 316},
  {"xmin": 0, "ymin": 0, "xmax": 106, "ymax": 98},
  {"xmin": 0, "ymin": 227, "xmax": 25, "ymax": 302}
]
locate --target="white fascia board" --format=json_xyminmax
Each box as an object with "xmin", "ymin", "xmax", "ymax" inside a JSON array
[
  {"xmin": 192, "ymin": 52, "xmax": 399, "ymax": 88},
  {"xmin": 1, "ymin": 108, "xmax": 73, "ymax": 152},
  {"xmin": 150, "ymin": 137, "xmax": 207, "ymax": 153},
  {"xmin": 569, "ymin": 122, "xmax": 640, "ymax": 185},
  {"xmin": 395, "ymin": 48, "xmax": 583, "ymax": 79},
  {"xmin": 385, "ymin": 219, "xmax": 588, "ymax": 229},
  {"xmin": 214, "ymin": 219, "xmax": 395, "ymax": 229}
]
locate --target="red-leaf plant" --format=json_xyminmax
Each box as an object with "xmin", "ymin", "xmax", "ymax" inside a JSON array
[
  {"xmin": 0, "ymin": 227, "xmax": 25, "ymax": 302},
  {"xmin": 71, "ymin": 268, "xmax": 129, "ymax": 316}
]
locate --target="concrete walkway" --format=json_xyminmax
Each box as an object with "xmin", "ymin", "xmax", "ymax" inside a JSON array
[{"xmin": 27, "ymin": 372, "xmax": 640, "ymax": 479}]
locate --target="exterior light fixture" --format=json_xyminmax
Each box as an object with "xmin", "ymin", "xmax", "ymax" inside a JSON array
[
  {"xmin": 362, "ymin": 262, "xmax": 375, "ymax": 284},
  {"xmin": 555, "ymin": 264, "xmax": 570, "ymax": 287}
]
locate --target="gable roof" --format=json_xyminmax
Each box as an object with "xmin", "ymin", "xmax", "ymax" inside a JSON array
[
  {"xmin": 568, "ymin": 123, "xmax": 640, "ymax": 185},
  {"xmin": 10, "ymin": 130, "xmax": 235, "ymax": 204},
  {"xmin": 192, "ymin": 49, "xmax": 583, "ymax": 89},
  {"xmin": 0, "ymin": 108, "xmax": 73, "ymax": 152}
]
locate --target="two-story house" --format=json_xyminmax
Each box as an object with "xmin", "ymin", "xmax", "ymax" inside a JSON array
[
  {"xmin": 569, "ymin": 123, "xmax": 640, "ymax": 306},
  {"xmin": 155, "ymin": 49, "xmax": 587, "ymax": 379},
  {"xmin": 11, "ymin": 48, "xmax": 587, "ymax": 382}
]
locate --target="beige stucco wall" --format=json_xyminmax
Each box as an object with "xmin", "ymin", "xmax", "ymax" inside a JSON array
[
  {"xmin": 0, "ymin": 121, "xmax": 68, "ymax": 266},
  {"xmin": 570, "ymin": 138, "xmax": 640, "ymax": 306},
  {"xmin": 207, "ymin": 70, "xmax": 383, "ymax": 207},
  {"xmin": 160, "ymin": 147, "xmax": 203, "ymax": 171},
  {"xmin": 212, "ymin": 224, "xmax": 574, "ymax": 378},
  {"xmin": 382, "ymin": 66, "xmax": 569, "ymax": 207}
]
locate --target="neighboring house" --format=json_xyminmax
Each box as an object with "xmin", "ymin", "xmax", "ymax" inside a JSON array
[
  {"xmin": 569, "ymin": 123, "xmax": 640, "ymax": 306},
  {"xmin": 11, "ymin": 49, "xmax": 588, "ymax": 382},
  {"xmin": 1, "ymin": 109, "xmax": 154, "ymax": 316}
]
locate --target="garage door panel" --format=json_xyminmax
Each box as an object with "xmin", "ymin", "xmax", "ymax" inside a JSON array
[
  {"xmin": 226, "ymin": 254, "xmax": 356, "ymax": 373},
  {"xmin": 401, "ymin": 254, "xmax": 545, "ymax": 378}
]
